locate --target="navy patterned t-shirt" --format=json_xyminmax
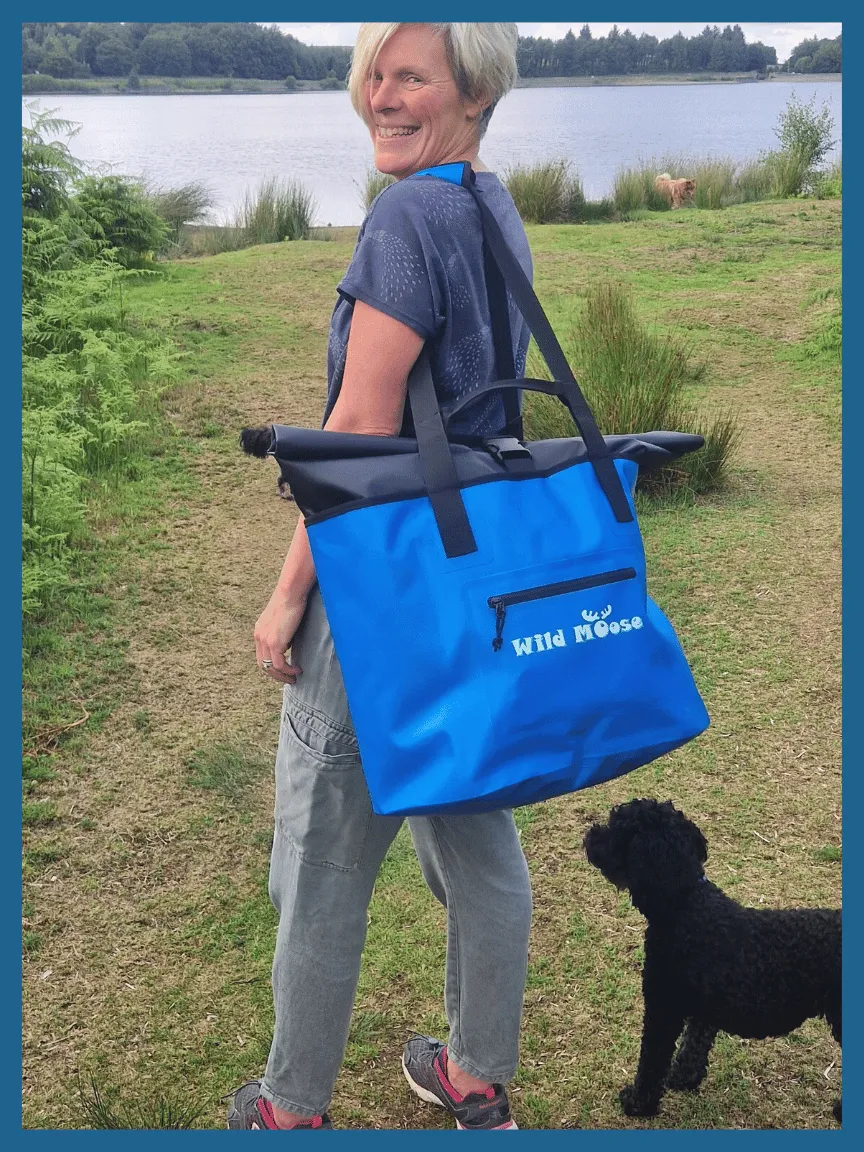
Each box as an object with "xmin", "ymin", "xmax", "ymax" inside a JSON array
[{"xmin": 324, "ymin": 170, "xmax": 533, "ymax": 438}]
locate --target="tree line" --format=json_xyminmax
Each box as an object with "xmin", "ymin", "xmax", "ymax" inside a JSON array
[
  {"xmin": 780, "ymin": 33, "xmax": 842, "ymax": 74},
  {"xmin": 22, "ymin": 22, "xmax": 841, "ymax": 83},
  {"xmin": 516, "ymin": 24, "xmax": 777, "ymax": 77},
  {"xmin": 22, "ymin": 22, "xmax": 352, "ymax": 82}
]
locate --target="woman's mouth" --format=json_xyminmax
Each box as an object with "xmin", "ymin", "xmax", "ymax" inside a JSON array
[{"xmin": 376, "ymin": 126, "xmax": 420, "ymax": 138}]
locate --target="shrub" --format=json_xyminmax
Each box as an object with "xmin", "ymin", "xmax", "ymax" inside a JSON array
[
  {"xmin": 235, "ymin": 176, "xmax": 317, "ymax": 243},
  {"xmin": 22, "ymin": 113, "xmax": 179, "ymax": 616},
  {"xmin": 73, "ymin": 175, "xmax": 170, "ymax": 267},
  {"xmin": 773, "ymin": 92, "xmax": 836, "ymax": 171},
  {"xmin": 146, "ymin": 180, "xmax": 215, "ymax": 245},
  {"xmin": 504, "ymin": 160, "xmax": 586, "ymax": 224},
  {"xmin": 522, "ymin": 280, "xmax": 738, "ymax": 497},
  {"xmin": 22, "ymin": 103, "xmax": 83, "ymax": 219},
  {"xmin": 284, "ymin": 74, "xmax": 298, "ymax": 91},
  {"xmin": 321, "ymin": 75, "xmax": 344, "ymax": 90},
  {"xmin": 357, "ymin": 166, "xmax": 396, "ymax": 213}
]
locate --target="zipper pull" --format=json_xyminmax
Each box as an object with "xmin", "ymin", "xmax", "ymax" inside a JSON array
[{"xmin": 490, "ymin": 598, "xmax": 506, "ymax": 651}]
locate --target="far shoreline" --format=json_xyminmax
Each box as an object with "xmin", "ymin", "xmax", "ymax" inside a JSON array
[{"xmin": 22, "ymin": 72, "xmax": 841, "ymax": 98}]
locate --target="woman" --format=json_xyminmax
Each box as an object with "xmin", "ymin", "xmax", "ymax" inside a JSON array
[{"xmin": 230, "ymin": 23, "xmax": 535, "ymax": 1131}]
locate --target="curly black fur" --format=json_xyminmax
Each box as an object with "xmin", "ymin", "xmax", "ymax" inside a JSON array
[
  {"xmin": 239, "ymin": 425, "xmax": 293, "ymax": 501},
  {"xmin": 584, "ymin": 798, "xmax": 841, "ymax": 1123}
]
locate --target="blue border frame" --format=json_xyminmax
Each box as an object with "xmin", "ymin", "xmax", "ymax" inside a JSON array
[{"xmin": 10, "ymin": 3, "xmax": 853, "ymax": 1144}]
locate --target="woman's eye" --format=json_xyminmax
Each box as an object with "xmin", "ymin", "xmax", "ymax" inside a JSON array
[{"xmin": 405, "ymin": 75, "xmax": 422, "ymax": 84}]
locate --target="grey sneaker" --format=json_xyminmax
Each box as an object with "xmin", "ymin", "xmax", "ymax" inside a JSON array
[
  {"xmin": 227, "ymin": 1081, "xmax": 333, "ymax": 1130},
  {"xmin": 401, "ymin": 1036, "xmax": 518, "ymax": 1130}
]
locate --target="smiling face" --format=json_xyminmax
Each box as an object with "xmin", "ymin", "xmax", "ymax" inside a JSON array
[{"xmin": 363, "ymin": 24, "xmax": 485, "ymax": 179}]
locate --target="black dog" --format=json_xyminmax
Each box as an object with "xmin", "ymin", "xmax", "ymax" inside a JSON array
[
  {"xmin": 240, "ymin": 425, "xmax": 293, "ymax": 500},
  {"xmin": 584, "ymin": 798, "xmax": 841, "ymax": 1122}
]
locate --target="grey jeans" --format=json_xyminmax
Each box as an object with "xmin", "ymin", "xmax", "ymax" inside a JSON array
[{"xmin": 260, "ymin": 587, "xmax": 533, "ymax": 1117}]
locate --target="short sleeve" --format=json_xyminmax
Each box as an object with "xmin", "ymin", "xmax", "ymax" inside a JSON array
[{"xmin": 337, "ymin": 182, "xmax": 447, "ymax": 341}]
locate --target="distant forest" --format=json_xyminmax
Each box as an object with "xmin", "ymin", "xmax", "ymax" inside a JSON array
[{"xmin": 21, "ymin": 22, "xmax": 841, "ymax": 82}]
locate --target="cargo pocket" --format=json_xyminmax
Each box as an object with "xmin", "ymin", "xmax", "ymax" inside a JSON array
[{"xmin": 274, "ymin": 694, "xmax": 372, "ymax": 872}]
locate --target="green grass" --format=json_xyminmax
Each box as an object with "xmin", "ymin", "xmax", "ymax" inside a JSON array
[
  {"xmin": 23, "ymin": 197, "xmax": 841, "ymax": 1130},
  {"xmin": 814, "ymin": 845, "xmax": 841, "ymax": 863},
  {"xmin": 185, "ymin": 743, "xmax": 271, "ymax": 802}
]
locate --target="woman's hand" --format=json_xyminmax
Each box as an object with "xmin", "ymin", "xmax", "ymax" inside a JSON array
[{"xmin": 254, "ymin": 587, "xmax": 307, "ymax": 684}]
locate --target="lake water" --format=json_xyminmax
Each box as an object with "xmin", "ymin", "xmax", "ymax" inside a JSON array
[{"xmin": 26, "ymin": 81, "xmax": 841, "ymax": 227}]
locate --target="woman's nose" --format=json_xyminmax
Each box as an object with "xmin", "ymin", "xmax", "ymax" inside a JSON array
[{"xmin": 370, "ymin": 76, "xmax": 401, "ymax": 112}]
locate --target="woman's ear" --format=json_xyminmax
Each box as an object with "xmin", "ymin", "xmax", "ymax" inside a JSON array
[{"xmin": 463, "ymin": 94, "xmax": 488, "ymax": 124}]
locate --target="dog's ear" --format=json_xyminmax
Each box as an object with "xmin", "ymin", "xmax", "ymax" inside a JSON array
[
  {"xmin": 658, "ymin": 800, "xmax": 707, "ymax": 863},
  {"xmin": 624, "ymin": 825, "xmax": 705, "ymax": 916}
]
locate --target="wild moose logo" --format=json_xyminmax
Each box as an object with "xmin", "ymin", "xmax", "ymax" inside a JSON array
[
  {"xmin": 573, "ymin": 604, "xmax": 642, "ymax": 643},
  {"xmin": 512, "ymin": 604, "xmax": 643, "ymax": 656}
]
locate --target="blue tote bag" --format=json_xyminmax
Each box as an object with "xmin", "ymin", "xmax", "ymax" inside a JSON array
[{"xmin": 267, "ymin": 162, "xmax": 709, "ymax": 816}]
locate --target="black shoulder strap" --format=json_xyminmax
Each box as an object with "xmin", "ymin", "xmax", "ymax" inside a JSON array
[{"xmin": 459, "ymin": 163, "xmax": 632, "ymax": 524}]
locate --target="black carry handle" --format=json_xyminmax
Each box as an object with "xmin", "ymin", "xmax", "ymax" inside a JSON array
[
  {"xmin": 443, "ymin": 377, "xmax": 586, "ymax": 431},
  {"xmin": 458, "ymin": 163, "xmax": 632, "ymax": 525},
  {"xmin": 407, "ymin": 352, "xmax": 479, "ymax": 557}
]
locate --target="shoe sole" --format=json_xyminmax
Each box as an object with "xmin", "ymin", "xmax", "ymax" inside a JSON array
[{"xmin": 401, "ymin": 1057, "xmax": 518, "ymax": 1130}]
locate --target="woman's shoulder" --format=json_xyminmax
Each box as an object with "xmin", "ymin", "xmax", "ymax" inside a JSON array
[{"xmin": 366, "ymin": 172, "xmax": 484, "ymax": 235}]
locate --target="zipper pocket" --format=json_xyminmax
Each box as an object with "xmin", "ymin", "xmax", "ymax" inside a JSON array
[{"xmin": 488, "ymin": 567, "xmax": 637, "ymax": 651}]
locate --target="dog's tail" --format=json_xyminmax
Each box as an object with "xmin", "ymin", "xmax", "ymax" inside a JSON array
[{"xmin": 239, "ymin": 425, "xmax": 274, "ymax": 459}]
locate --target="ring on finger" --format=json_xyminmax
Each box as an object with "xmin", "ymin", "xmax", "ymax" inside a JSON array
[{"xmin": 261, "ymin": 659, "xmax": 274, "ymax": 669}]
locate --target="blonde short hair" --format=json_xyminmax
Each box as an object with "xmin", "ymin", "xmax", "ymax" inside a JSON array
[{"xmin": 349, "ymin": 22, "xmax": 518, "ymax": 139}]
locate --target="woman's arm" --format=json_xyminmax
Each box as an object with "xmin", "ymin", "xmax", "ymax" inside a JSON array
[{"xmin": 254, "ymin": 301, "xmax": 425, "ymax": 681}]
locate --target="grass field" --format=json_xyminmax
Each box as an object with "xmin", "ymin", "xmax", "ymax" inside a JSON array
[{"xmin": 22, "ymin": 197, "xmax": 841, "ymax": 1129}]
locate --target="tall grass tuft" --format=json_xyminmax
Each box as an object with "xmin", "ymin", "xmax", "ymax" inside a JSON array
[
  {"xmin": 760, "ymin": 147, "xmax": 812, "ymax": 199},
  {"xmin": 733, "ymin": 158, "xmax": 776, "ymax": 203},
  {"xmin": 357, "ymin": 166, "xmax": 396, "ymax": 213},
  {"xmin": 504, "ymin": 160, "xmax": 587, "ymax": 224},
  {"xmin": 612, "ymin": 163, "xmax": 670, "ymax": 214},
  {"xmin": 236, "ymin": 176, "xmax": 317, "ymax": 243},
  {"xmin": 77, "ymin": 1074, "xmax": 205, "ymax": 1130},
  {"xmin": 522, "ymin": 280, "xmax": 739, "ymax": 497},
  {"xmin": 689, "ymin": 159, "xmax": 737, "ymax": 209},
  {"xmin": 813, "ymin": 154, "xmax": 842, "ymax": 199}
]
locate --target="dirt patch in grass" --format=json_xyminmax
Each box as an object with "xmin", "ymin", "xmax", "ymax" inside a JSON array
[{"xmin": 23, "ymin": 201, "xmax": 841, "ymax": 1129}]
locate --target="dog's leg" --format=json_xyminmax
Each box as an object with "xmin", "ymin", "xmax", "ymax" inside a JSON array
[
  {"xmin": 666, "ymin": 1019, "xmax": 717, "ymax": 1091},
  {"xmin": 620, "ymin": 1003, "xmax": 685, "ymax": 1117}
]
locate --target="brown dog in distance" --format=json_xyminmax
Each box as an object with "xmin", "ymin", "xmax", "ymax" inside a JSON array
[{"xmin": 655, "ymin": 173, "xmax": 696, "ymax": 209}]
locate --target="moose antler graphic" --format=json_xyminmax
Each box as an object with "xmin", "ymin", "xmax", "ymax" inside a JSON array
[{"xmin": 581, "ymin": 605, "xmax": 613, "ymax": 623}]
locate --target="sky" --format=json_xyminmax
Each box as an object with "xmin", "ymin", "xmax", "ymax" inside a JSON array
[{"xmin": 264, "ymin": 23, "xmax": 842, "ymax": 65}]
